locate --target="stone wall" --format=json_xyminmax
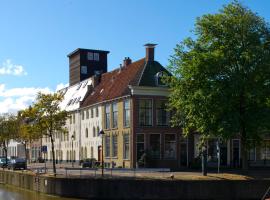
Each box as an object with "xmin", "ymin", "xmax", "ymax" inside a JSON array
[{"xmin": 0, "ymin": 170, "xmax": 269, "ymax": 200}]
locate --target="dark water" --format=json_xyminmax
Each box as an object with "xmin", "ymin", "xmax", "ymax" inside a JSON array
[{"xmin": 0, "ymin": 184, "xmax": 80, "ymax": 200}]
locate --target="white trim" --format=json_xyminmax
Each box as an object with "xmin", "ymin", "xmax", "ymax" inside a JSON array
[{"xmin": 129, "ymin": 85, "xmax": 170, "ymax": 96}]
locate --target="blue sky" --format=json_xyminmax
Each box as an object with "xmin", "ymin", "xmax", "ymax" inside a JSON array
[{"xmin": 0, "ymin": 0, "xmax": 269, "ymax": 113}]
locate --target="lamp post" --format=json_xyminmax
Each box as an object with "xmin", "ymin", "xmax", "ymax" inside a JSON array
[
  {"xmin": 99, "ymin": 130, "xmax": 105, "ymax": 177},
  {"xmin": 71, "ymin": 134, "xmax": 75, "ymax": 167}
]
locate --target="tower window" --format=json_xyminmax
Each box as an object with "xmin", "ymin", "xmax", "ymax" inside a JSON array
[
  {"xmin": 87, "ymin": 52, "xmax": 93, "ymax": 60},
  {"xmin": 81, "ymin": 66, "xmax": 87, "ymax": 74},
  {"xmin": 94, "ymin": 53, "xmax": 99, "ymax": 61}
]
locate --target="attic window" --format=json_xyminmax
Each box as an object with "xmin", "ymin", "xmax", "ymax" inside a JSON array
[
  {"xmin": 77, "ymin": 83, "xmax": 82, "ymax": 90},
  {"xmin": 83, "ymin": 81, "xmax": 88, "ymax": 88},
  {"xmin": 76, "ymin": 97, "xmax": 81, "ymax": 103},
  {"xmin": 155, "ymin": 71, "xmax": 166, "ymax": 86},
  {"xmin": 73, "ymin": 98, "xmax": 77, "ymax": 104},
  {"xmin": 67, "ymin": 99, "xmax": 73, "ymax": 106}
]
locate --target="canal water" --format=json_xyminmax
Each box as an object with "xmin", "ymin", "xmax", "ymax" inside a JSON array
[{"xmin": 0, "ymin": 184, "xmax": 80, "ymax": 200}]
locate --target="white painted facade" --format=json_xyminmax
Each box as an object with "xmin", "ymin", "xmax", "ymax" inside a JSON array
[{"xmin": 42, "ymin": 77, "xmax": 102, "ymax": 162}]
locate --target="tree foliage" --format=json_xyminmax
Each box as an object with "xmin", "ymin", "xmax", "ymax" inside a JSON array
[
  {"xmin": 165, "ymin": 2, "xmax": 270, "ymax": 169},
  {"xmin": 30, "ymin": 92, "xmax": 68, "ymax": 175}
]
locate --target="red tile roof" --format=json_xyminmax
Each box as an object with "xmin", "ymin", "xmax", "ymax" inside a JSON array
[{"xmin": 81, "ymin": 58, "xmax": 146, "ymax": 107}]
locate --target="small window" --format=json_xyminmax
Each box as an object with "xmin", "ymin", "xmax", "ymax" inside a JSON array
[
  {"xmin": 67, "ymin": 99, "xmax": 73, "ymax": 106},
  {"xmin": 72, "ymin": 98, "xmax": 77, "ymax": 104},
  {"xmin": 76, "ymin": 97, "xmax": 81, "ymax": 103},
  {"xmin": 96, "ymin": 107, "xmax": 99, "ymax": 117},
  {"xmin": 83, "ymin": 81, "xmax": 88, "ymax": 88},
  {"xmin": 155, "ymin": 71, "xmax": 166, "ymax": 86},
  {"xmin": 93, "ymin": 127, "xmax": 96, "ymax": 137},
  {"xmin": 91, "ymin": 108, "xmax": 94, "ymax": 118},
  {"xmin": 85, "ymin": 128, "xmax": 88, "ymax": 138},
  {"xmin": 87, "ymin": 52, "xmax": 93, "ymax": 60},
  {"xmin": 81, "ymin": 66, "xmax": 87, "ymax": 75},
  {"xmin": 94, "ymin": 53, "xmax": 99, "ymax": 61}
]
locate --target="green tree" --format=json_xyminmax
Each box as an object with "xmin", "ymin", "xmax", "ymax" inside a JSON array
[
  {"xmin": 17, "ymin": 107, "xmax": 43, "ymax": 161},
  {"xmin": 31, "ymin": 92, "xmax": 68, "ymax": 176},
  {"xmin": 165, "ymin": 2, "xmax": 270, "ymax": 170},
  {"xmin": 0, "ymin": 114, "xmax": 19, "ymax": 165}
]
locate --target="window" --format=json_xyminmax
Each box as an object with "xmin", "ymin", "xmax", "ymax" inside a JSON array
[
  {"xmin": 164, "ymin": 134, "xmax": 176, "ymax": 159},
  {"xmin": 87, "ymin": 52, "xmax": 93, "ymax": 60},
  {"xmin": 91, "ymin": 108, "xmax": 94, "ymax": 118},
  {"xmin": 93, "ymin": 127, "xmax": 96, "ymax": 137},
  {"xmin": 73, "ymin": 114, "xmax": 75, "ymax": 124},
  {"xmin": 155, "ymin": 71, "xmax": 166, "ymax": 86},
  {"xmin": 91, "ymin": 146, "xmax": 94, "ymax": 158},
  {"xmin": 67, "ymin": 99, "xmax": 73, "ymax": 106},
  {"xmin": 136, "ymin": 134, "xmax": 144, "ymax": 161},
  {"xmin": 124, "ymin": 99, "xmax": 130, "ymax": 127},
  {"xmin": 85, "ymin": 128, "xmax": 88, "ymax": 138},
  {"xmin": 97, "ymin": 126, "xmax": 100, "ymax": 135},
  {"xmin": 156, "ymin": 100, "xmax": 169, "ymax": 126},
  {"xmin": 72, "ymin": 131, "xmax": 76, "ymax": 140},
  {"xmin": 123, "ymin": 134, "xmax": 130, "ymax": 159},
  {"xmin": 105, "ymin": 104, "xmax": 111, "ymax": 129},
  {"xmin": 112, "ymin": 135, "xmax": 118, "ymax": 157},
  {"xmin": 139, "ymin": 99, "xmax": 152, "ymax": 126},
  {"xmin": 86, "ymin": 110, "xmax": 89, "ymax": 119},
  {"xmin": 69, "ymin": 116, "xmax": 72, "ymax": 124},
  {"xmin": 96, "ymin": 107, "xmax": 99, "ymax": 117},
  {"xmin": 81, "ymin": 111, "xmax": 85, "ymax": 120},
  {"xmin": 261, "ymin": 140, "xmax": 270, "ymax": 160},
  {"xmin": 207, "ymin": 139, "xmax": 219, "ymax": 162},
  {"xmin": 112, "ymin": 103, "xmax": 118, "ymax": 128},
  {"xmin": 149, "ymin": 134, "xmax": 160, "ymax": 159},
  {"xmin": 105, "ymin": 136, "xmax": 110, "ymax": 157},
  {"xmin": 94, "ymin": 53, "xmax": 99, "ymax": 61}
]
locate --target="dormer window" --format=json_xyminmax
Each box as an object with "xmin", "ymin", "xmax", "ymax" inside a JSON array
[
  {"xmin": 155, "ymin": 71, "xmax": 166, "ymax": 86},
  {"xmin": 77, "ymin": 83, "xmax": 82, "ymax": 90}
]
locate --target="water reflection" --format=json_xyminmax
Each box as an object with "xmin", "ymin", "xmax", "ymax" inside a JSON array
[{"xmin": 0, "ymin": 184, "xmax": 79, "ymax": 200}]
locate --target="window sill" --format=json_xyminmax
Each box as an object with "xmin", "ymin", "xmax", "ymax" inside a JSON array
[{"xmin": 123, "ymin": 159, "xmax": 130, "ymax": 161}]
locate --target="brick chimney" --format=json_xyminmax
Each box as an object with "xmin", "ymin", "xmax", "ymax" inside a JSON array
[
  {"xmin": 123, "ymin": 57, "xmax": 132, "ymax": 67},
  {"xmin": 144, "ymin": 43, "xmax": 157, "ymax": 62}
]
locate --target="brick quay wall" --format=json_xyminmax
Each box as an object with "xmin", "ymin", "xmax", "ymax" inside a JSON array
[{"xmin": 0, "ymin": 170, "xmax": 268, "ymax": 200}]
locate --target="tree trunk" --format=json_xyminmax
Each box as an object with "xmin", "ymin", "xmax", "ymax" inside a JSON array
[
  {"xmin": 201, "ymin": 146, "xmax": 208, "ymax": 176},
  {"xmin": 240, "ymin": 130, "xmax": 248, "ymax": 171},
  {"xmin": 239, "ymin": 92, "xmax": 248, "ymax": 171},
  {"xmin": 24, "ymin": 142, "xmax": 27, "ymax": 163},
  {"xmin": 50, "ymin": 135, "xmax": 56, "ymax": 176},
  {"xmin": 4, "ymin": 141, "xmax": 8, "ymax": 166}
]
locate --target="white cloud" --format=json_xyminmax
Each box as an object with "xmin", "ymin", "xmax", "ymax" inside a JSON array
[
  {"xmin": 0, "ymin": 59, "xmax": 27, "ymax": 76},
  {"xmin": 0, "ymin": 83, "xmax": 67, "ymax": 114},
  {"xmin": 56, "ymin": 83, "xmax": 68, "ymax": 92}
]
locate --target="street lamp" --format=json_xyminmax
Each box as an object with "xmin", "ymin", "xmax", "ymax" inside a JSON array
[
  {"xmin": 99, "ymin": 130, "xmax": 105, "ymax": 177},
  {"xmin": 71, "ymin": 134, "xmax": 75, "ymax": 167}
]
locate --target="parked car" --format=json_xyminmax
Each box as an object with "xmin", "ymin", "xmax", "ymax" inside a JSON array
[
  {"xmin": 81, "ymin": 158, "xmax": 97, "ymax": 168},
  {"xmin": 0, "ymin": 158, "xmax": 10, "ymax": 168},
  {"xmin": 8, "ymin": 158, "xmax": 27, "ymax": 170}
]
